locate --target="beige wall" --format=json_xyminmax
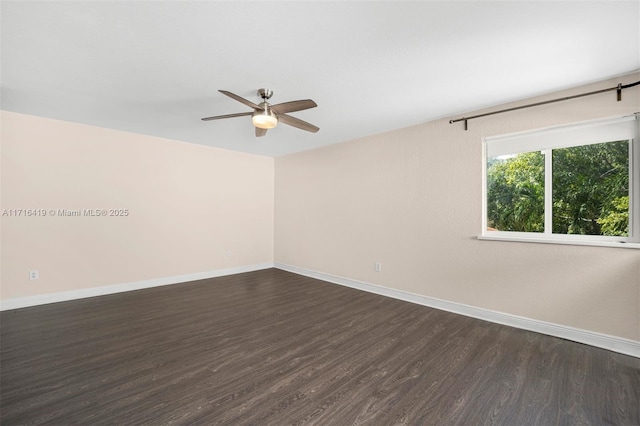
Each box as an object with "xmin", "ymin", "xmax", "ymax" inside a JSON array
[
  {"xmin": 1, "ymin": 111, "xmax": 274, "ymax": 300},
  {"xmin": 275, "ymin": 73, "xmax": 640, "ymax": 342}
]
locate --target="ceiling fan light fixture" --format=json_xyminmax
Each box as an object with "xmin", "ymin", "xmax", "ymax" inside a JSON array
[
  {"xmin": 202, "ymin": 89, "xmax": 319, "ymax": 136},
  {"xmin": 252, "ymin": 108, "xmax": 278, "ymax": 129}
]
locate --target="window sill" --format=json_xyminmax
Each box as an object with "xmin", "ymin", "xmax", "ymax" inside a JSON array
[{"xmin": 478, "ymin": 234, "xmax": 640, "ymax": 249}]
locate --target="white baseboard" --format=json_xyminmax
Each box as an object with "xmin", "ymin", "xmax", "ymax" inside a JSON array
[
  {"xmin": 275, "ymin": 262, "xmax": 640, "ymax": 358},
  {"xmin": 0, "ymin": 262, "xmax": 274, "ymax": 311}
]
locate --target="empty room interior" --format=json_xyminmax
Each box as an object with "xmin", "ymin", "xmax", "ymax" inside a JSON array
[{"xmin": 1, "ymin": 1, "xmax": 639, "ymax": 425}]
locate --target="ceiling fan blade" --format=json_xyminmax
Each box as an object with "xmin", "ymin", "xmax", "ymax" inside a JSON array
[
  {"xmin": 201, "ymin": 111, "xmax": 253, "ymax": 121},
  {"xmin": 271, "ymin": 99, "xmax": 317, "ymax": 115},
  {"xmin": 219, "ymin": 90, "xmax": 263, "ymax": 110},
  {"xmin": 278, "ymin": 114, "xmax": 320, "ymax": 133},
  {"xmin": 255, "ymin": 127, "xmax": 267, "ymax": 137}
]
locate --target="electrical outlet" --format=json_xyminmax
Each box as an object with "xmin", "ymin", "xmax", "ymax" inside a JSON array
[
  {"xmin": 375, "ymin": 262, "xmax": 382, "ymax": 272},
  {"xmin": 29, "ymin": 270, "xmax": 39, "ymax": 280},
  {"xmin": 226, "ymin": 249, "xmax": 232, "ymax": 257}
]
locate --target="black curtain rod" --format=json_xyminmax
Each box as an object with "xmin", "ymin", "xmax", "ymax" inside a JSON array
[{"xmin": 449, "ymin": 80, "xmax": 640, "ymax": 130}]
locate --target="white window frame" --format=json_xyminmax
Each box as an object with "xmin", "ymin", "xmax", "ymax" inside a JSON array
[{"xmin": 480, "ymin": 114, "xmax": 640, "ymax": 249}]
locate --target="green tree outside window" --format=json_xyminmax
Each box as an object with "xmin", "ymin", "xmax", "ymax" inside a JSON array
[{"xmin": 487, "ymin": 140, "xmax": 629, "ymax": 236}]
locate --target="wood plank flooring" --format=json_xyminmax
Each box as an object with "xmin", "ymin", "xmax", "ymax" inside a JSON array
[{"xmin": 1, "ymin": 268, "xmax": 639, "ymax": 425}]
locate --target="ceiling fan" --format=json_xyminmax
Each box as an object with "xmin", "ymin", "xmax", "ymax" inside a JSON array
[{"xmin": 201, "ymin": 89, "xmax": 319, "ymax": 137}]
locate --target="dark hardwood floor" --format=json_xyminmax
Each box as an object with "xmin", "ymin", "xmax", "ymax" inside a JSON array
[{"xmin": 1, "ymin": 268, "xmax": 638, "ymax": 425}]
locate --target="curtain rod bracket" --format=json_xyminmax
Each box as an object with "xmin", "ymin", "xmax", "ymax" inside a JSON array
[
  {"xmin": 617, "ymin": 83, "xmax": 622, "ymax": 101},
  {"xmin": 448, "ymin": 117, "xmax": 469, "ymax": 130}
]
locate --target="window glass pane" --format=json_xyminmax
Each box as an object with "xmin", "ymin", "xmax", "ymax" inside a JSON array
[
  {"xmin": 552, "ymin": 140, "xmax": 629, "ymax": 236},
  {"xmin": 487, "ymin": 151, "xmax": 545, "ymax": 232}
]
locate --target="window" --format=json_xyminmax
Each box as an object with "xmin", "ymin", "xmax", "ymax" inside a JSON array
[{"xmin": 482, "ymin": 114, "xmax": 639, "ymax": 247}]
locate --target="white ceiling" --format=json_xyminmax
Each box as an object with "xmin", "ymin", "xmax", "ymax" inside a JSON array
[{"xmin": 2, "ymin": 1, "xmax": 639, "ymax": 157}]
